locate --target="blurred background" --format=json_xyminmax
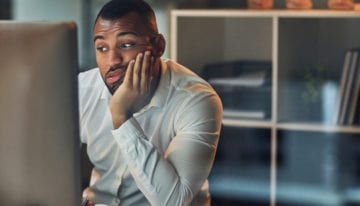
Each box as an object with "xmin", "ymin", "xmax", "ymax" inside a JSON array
[
  {"xmin": 1, "ymin": 0, "xmax": 357, "ymax": 71},
  {"xmin": 2, "ymin": 1, "xmax": 360, "ymax": 206}
]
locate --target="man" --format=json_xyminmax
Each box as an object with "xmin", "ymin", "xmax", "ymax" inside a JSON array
[{"xmin": 78, "ymin": 0, "xmax": 222, "ymax": 205}]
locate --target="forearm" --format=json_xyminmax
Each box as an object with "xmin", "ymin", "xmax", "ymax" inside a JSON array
[
  {"xmin": 109, "ymin": 106, "xmax": 130, "ymax": 129},
  {"xmin": 112, "ymin": 118, "xmax": 218, "ymax": 206}
]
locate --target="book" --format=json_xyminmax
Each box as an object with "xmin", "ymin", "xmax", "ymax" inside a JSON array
[
  {"xmin": 333, "ymin": 50, "xmax": 353, "ymax": 125},
  {"xmin": 339, "ymin": 50, "xmax": 359, "ymax": 125},
  {"xmin": 215, "ymin": 87, "xmax": 271, "ymax": 113},
  {"xmin": 223, "ymin": 109, "xmax": 266, "ymax": 119},
  {"xmin": 208, "ymin": 70, "xmax": 267, "ymax": 87},
  {"xmin": 352, "ymin": 98, "xmax": 360, "ymax": 124},
  {"xmin": 348, "ymin": 49, "xmax": 360, "ymax": 124},
  {"xmin": 203, "ymin": 60, "xmax": 272, "ymax": 120},
  {"xmin": 201, "ymin": 60, "xmax": 271, "ymax": 81}
]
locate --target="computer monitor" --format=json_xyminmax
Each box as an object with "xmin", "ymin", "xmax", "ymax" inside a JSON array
[{"xmin": 0, "ymin": 21, "xmax": 81, "ymax": 206}]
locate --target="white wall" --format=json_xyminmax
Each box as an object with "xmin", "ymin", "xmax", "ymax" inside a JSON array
[
  {"xmin": 152, "ymin": 5, "xmax": 172, "ymax": 59},
  {"xmin": 12, "ymin": 0, "xmax": 88, "ymax": 70},
  {"xmin": 12, "ymin": 0, "xmax": 173, "ymax": 70},
  {"xmin": 12, "ymin": 0, "xmax": 82, "ymax": 21}
]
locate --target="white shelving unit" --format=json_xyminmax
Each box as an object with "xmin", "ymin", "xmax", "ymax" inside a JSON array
[{"xmin": 171, "ymin": 9, "xmax": 360, "ymax": 206}]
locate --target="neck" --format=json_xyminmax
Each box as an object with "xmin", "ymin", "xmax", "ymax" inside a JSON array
[{"xmin": 148, "ymin": 59, "xmax": 161, "ymax": 100}]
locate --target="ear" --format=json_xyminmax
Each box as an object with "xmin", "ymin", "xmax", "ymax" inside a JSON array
[{"xmin": 151, "ymin": 34, "xmax": 166, "ymax": 57}]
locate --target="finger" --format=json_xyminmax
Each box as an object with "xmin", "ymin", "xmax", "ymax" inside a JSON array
[
  {"xmin": 133, "ymin": 53, "xmax": 143, "ymax": 90},
  {"xmin": 123, "ymin": 59, "xmax": 135, "ymax": 88},
  {"xmin": 82, "ymin": 187, "xmax": 95, "ymax": 200},
  {"xmin": 82, "ymin": 188, "xmax": 95, "ymax": 206},
  {"xmin": 140, "ymin": 51, "xmax": 151, "ymax": 93},
  {"xmin": 149, "ymin": 56, "xmax": 155, "ymax": 84}
]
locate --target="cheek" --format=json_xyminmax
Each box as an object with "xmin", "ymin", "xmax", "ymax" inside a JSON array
[
  {"xmin": 98, "ymin": 67, "xmax": 107, "ymax": 82},
  {"xmin": 95, "ymin": 57, "xmax": 107, "ymax": 79},
  {"xmin": 95, "ymin": 54, "xmax": 104, "ymax": 67}
]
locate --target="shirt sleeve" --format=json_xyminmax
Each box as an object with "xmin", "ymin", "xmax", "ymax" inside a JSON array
[{"xmin": 111, "ymin": 92, "xmax": 222, "ymax": 206}]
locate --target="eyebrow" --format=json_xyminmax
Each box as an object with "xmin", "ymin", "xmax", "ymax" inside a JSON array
[{"xmin": 93, "ymin": 31, "xmax": 139, "ymax": 43}]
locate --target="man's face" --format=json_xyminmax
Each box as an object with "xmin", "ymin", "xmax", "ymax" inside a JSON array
[{"xmin": 93, "ymin": 12, "xmax": 155, "ymax": 94}]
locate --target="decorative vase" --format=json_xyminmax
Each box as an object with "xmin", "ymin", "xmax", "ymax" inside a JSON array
[
  {"xmin": 286, "ymin": 0, "xmax": 313, "ymax": 9},
  {"xmin": 248, "ymin": 0, "xmax": 273, "ymax": 9},
  {"xmin": 328, "ymin": 0, "xmax": 354, "ymax": 10}
]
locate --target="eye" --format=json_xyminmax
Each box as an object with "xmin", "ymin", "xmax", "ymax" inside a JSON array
[
  {"xmin": 119, "ymin": 42, "xmax": 136, "ymax": 49},
  {"xmin": 96, "ymin": 45, "xmax": 108, "ymax": 53}
]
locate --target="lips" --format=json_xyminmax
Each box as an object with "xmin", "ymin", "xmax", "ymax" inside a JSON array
[{"xmin": 106, "ymin": 68, "xmax": 125, "ymax": 86}]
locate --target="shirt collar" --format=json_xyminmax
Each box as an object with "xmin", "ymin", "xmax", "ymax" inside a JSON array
[
  {"xmin": 101, "ymin": 82, "xmax": 111, "ymax": 101},
  {"xmin": 144, "ymin": 59, "xmax": 170, "ymax": 109}
]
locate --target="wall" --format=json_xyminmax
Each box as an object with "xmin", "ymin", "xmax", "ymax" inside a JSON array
[
  {"xmin": 11, "ymin": 0, "xmax": 172, "ymax": 70},
  {"xmin": 12, "ymin": 0, "xmax": 88, "ymax": 69}
]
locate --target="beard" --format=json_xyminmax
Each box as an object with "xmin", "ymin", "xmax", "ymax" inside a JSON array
[
  {"xmin": 106, "ymin": 79, "xmax": 122, "ymax": 95},
  {"xmin": 104, "ymin": 64, "xmax": 127, "ymax": 95}
]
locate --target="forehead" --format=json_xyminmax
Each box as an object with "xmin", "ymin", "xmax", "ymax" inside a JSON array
[{"xmin": 93, "ymin": 12, "xmax": 148, "ymax": 38}]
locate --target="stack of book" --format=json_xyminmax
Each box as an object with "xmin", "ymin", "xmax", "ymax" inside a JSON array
[
  {"xmin": 333, "ymin": 48, "xmax": 360, "ymax": 125},
  {"xmin": 202, "ymin": 60, "xmax": 272, "ymax": 120}
]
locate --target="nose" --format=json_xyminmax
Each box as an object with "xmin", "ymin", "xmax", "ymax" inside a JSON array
[{"xmin": 107, "ymin": 48, "xmax": 123, "ymax": 68}]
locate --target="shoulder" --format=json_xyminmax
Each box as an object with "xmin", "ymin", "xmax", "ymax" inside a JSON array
[
  {"xmin": 162, "ymin": 60, "xmax": 223, "ymax": 133},
  {"xmin": 162, "ymin": 59, "xmax": 223, "ymax": 117},
  {"xmin": 163, "ymin": 59, "xmax": 219, "ymax": 100}
]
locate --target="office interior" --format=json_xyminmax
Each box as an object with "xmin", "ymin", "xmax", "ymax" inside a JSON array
[{"xmin": 1, "ymin": 0, "xmax": 360, "ymax": 205}]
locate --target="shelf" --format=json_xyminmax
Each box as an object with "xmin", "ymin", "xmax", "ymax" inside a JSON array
[
  {"xmin": 171, "ymin": 9, "xmax": 360, "ymax": 18},
  {"xmin": 210, "ymin": 175, "xmax": 348, "ymax": 206},
  {"xmin": 211, "ymin": 175, "xmax": 360, "ymax": 205},
  {"xmin": 171, "ymin": 10, "xmax": 360, "ymax": 206},
  {"xmin": 276, "ymin": 122, "xmax": 360, "ymax": 133},
  {"xmin": 276, "ymin": 181, "xmax": 342, "ymax": 206},
  {"xmin": 222, "ymin": 119, "xmax": 360, "ymax": 133},
  {"xmin": 210, "ymin": 176, "xmax": 270, "ymax": 202},
  {"xmin": 222, "ymin": 118, "xmax": 273, "ymax": 128}
]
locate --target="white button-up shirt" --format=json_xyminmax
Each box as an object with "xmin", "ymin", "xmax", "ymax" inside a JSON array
[{"xmin": 78, "ymin": 59, "xmax": 222, "ymax": 206}]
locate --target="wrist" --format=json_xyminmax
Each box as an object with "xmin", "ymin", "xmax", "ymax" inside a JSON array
[
  {"xmin": 111, "ymin": 112, "xmax": 131, "ymax": 129},
  {"xmin": 109, "ymin": 105, "xmax": 131, "ymax": 129}
]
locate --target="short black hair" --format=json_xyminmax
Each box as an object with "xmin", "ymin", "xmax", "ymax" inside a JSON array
[{"xmin": 94, "ymin": 0, "xmax": 158, "ymax": 36}]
